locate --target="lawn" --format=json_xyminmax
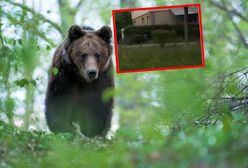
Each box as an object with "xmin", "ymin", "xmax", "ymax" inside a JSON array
[{"xmin": 118, "ymin": 43, "xmax": 202, "ymax": 71}]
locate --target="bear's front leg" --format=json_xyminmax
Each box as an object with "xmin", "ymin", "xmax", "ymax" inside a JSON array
[
  {"xmin": 45, "ymin": 105, "xmax": 74, "ymax": 134},
  {"xmin": 46, "ymin": 114, "xmax": 74, "ymax": 134}
]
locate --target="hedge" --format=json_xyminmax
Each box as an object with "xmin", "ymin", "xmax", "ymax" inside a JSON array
[
  {"xmin": 152, "ymin": 30, "xmax": 177, "ymax": 47},
  {"xmin": 123, "ymin": 24, "xmax": 199, "ymax": 39},
  {"xmin": 119, "ymin": 34, "xmax": 147, "ymax": 45}
]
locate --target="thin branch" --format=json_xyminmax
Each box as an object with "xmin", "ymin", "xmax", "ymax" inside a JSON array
[
  {"xmin": 228, "ymin": 14, "xmax": 248, "ymax": 48},
  {"xmin": 222, "ymin": 1, "xmax": 248, "ymax": 48},
  {"xmin": 230, "ymin": 99, "xmax": 248, "ymax": 111},
  {"xmin": 4, "ymin": 0, "xmax": 63, "ymax": 36},
  {"xmin": 234, "ymin": 85, "xmax": 248, "ymax": 97},
  {"xmin": 209, "ymin": 0, "xmax": 248, "ymax": 23},
  {"xmin": 3, "ymin": 11, "xmax": 55, "ymax": 46},
  {"xmin": 75, "ymin": 0, "xmax": 84, "ymax": 11},
  {"xmin": 197, "ymin": 67, "xmax": 248, "ymax": 125},
  {"xmin": 0, "ymin": 34, "xmax": 5, "ymax": 47},
  {"xmin": 207, "ymin": 67, "xmax": 248, "ymax": 89},
  {"xmin": 209, "ymin": 0, "xmax": 248, "ymax": 48},
  {"xmin": 205, "ymin": 97, "xmax": 236, "ymax": 100}
]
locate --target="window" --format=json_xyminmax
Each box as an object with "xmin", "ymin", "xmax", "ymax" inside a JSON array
[
  {"xmin": 147, "ymin": 16, "xmax": 150, "ymax": 25},
  {"xmin": 142, "ymin": 18, "xmax": 144, "ymax": 25}
]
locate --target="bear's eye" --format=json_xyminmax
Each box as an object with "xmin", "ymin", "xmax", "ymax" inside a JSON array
[
  {"xmin": 81, "ymin": 53, "xmax": 87, "ymax": 61},
  {"xmin": 95, "ymin": 53, "xmax": 100, "ymax": 60}
]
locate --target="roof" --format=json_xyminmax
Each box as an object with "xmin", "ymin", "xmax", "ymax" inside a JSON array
[
  {"xmin": 131, "ymin": 7, "xmax": 198, "ymax": 19},
  {"xmin": 170, "ymin": 7, "xmax": 198, "ymax": 15}
]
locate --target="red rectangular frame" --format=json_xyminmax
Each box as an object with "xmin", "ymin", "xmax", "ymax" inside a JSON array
[{"xmin": 112, "ymin": 3, "xmax": 205, "ymax": 74}]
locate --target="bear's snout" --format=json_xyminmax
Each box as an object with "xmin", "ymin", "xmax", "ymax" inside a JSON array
[{"xmin": 87, "ymin": 69, "xmax": 98, "ymax": 79}]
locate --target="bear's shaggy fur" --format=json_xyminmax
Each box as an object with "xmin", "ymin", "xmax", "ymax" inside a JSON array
[{"xmin": 45, "ymin": 25, "xmax": 114, "ymax": 137}]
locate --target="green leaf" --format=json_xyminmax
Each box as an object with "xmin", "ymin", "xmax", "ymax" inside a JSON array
[
  {"xmin": 14, "ymin": 64, "xmax": 18, "ymax": 72},
  {"xmin": 102, "ymin": 88, "xmax": 114, "ymax": 103},
  {"xmin": 15, "ymin": 78, "xmax": 29, "ymax": 87},
  {"xmin": 0, "ymin": 46, "xmax": 11, "ymax": 58},
  {"xmin": 46, "ymin": 45, "xmax": 51, "ymax": 50},
  {"xmin": 51, "ymin": 67, "xmax": 59, "ymax": 75},
  {"xmin": 4, "ymin": 97, "xmax": 15, "ymax": 119},
  {"xmin": 18, "ymin": 39, "xmax": 22, "ymax": 45},
  {"xmin": 30, "ymin": 79, "xmax": 36, "ymax": 87},
  {"xmin": 0, "ymin": 61, "xmax": 6, "ymax": 73},
  {"xmin": 226, "ymin": 84, "xmax": 240, "ymax": 95}
]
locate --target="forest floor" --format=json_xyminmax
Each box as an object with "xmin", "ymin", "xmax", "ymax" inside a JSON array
[
  {"xmin": 0, "ymin": 117, "xmax": 248, "ymax": 168},
  {"xmin": 118, "ymin": 43, "xmax": 202, "ymax": 71}
]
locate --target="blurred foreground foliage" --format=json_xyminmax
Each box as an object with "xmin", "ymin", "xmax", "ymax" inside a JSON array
[{"xmin": 1, "ymin": 114, "xmax": 248, "ymax": 168}]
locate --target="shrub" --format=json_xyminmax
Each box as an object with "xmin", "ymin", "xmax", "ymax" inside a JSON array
[
  {"xmin": 121, "ymin": 34, "xmax": 146, "ymax": 45},
  {"xmin": 124, "ymin": 25, "xmax": 173, "ymax": 39},
  {"xmin": 123, "ymin": 24, "xmax": 200, "ymax": 41},
  {"xmin": 152, "ymin": 30, "xmax": 177, "ymax": 47}
]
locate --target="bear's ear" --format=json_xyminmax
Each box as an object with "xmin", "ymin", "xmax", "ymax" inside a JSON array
[
  {"xmin": 96, "ymin": 26, "xmax": 112, "ymax": 43},
  {"xmin": 68, "ymin": 25, "xmax": 85, "ymax": 41}
]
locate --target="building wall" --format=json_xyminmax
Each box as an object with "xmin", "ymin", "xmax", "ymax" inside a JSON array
[
  {"xmin": 131, "ymin": 10, "xmax": 149, "ymax": 19},
  {"xmin": 133, "ymin": 13, "xmax": 152, "ymax": 26},
  {"xmin": 132, "ymin": 10, "xmax": 198, "ymax": 26},
  {"xmin": 152, "ymin": 10, "xmax": 180, "ymax": 25}
]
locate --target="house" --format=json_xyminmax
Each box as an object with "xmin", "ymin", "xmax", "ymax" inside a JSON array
[{"xmin": 131, "ymin": 7, "xmax": 198, "ymax": 26}]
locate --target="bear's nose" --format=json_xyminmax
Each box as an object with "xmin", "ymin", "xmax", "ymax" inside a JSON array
[{"xmin": 87, "ymin": 69, "xmax": 97, "ymax": 79}]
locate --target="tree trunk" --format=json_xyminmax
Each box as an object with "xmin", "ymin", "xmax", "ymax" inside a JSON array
[
  {"xmin": 23, "ymin": 85, "xmax": 34, "ymax": 129},
  {"xmin": 0, "ymin": 5, "xmax": 14, "ymax": 124},
  {"xmin": 184, "ymin": 7, "xmax": 189, "ymax": 47}
]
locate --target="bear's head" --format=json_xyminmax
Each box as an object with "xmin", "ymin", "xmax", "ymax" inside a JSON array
[{"xmin": 65, "ymin": 25, "xmax": 112, "ymax": 83}]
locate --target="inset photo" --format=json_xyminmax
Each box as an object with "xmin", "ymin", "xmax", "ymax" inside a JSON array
[{"xmin": 112, "ymin": 4, "xmax": 205, "ymax": 73}]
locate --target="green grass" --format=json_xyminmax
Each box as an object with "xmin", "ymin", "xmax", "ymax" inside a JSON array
[{"xmin": 118, "ymin": 44, "xmax": 202, "ymax": 71}]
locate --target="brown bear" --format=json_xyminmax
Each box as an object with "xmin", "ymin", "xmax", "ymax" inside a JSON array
[{"xmin": 45, "ymin": 25, "xmax": 114, "ymax": 137}]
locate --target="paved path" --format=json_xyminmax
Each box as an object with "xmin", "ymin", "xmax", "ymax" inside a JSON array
[{"xmin": 119, "ymin": 42, "xmax": 199, "ymax": 48}]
